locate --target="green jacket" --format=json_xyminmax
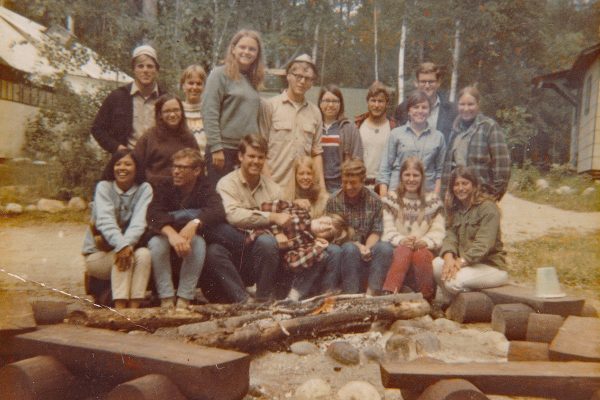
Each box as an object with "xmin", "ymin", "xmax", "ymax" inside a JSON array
[{"xmin": 440, "ymin": 200, "xmax": 506, "ymax": 268}]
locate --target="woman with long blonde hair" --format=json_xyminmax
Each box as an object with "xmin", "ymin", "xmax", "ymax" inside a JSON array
[
  {"xmin": 202, "ymin": 29, "xmax": 265, "ymax": 185},
  {"xmin": 284, "ymin": 156, "xmax": 329, "ymax": 218}
]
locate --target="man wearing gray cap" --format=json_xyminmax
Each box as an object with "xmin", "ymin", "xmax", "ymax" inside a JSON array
[
  {"xmin": 259, "ymin": 54, "xmax": 324, "ymax": 189},
  {"xmin": 91, "ymin": 45, "xmax": 165, "ymax": 153}
]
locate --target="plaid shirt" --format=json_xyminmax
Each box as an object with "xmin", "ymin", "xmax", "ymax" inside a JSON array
[
  {"xmin": 260, "ymin": 200, "xmax": 327, "ymax": 271},
  {"xmin": 325, "ymin": 187, "xmax": 383, "ymax": 244},
  {"xmin": 441, "ymin": 113, "xmax": 511, "ymax": 200}
]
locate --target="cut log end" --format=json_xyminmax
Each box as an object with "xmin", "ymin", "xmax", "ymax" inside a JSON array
[
  {"xmin": 491, "ymin": 303, "xmax": 534, "ymax": 340},
  {"xmin": 106, "ymin": 374, "xmax": 187, "ymax": 400},
  {"xmin": 446, "ymin": 292, "xmax": 494, "ymax": 323},
  {"xmin": 417, "ymin": 379, "xmax": 489, "ymax": 400}
]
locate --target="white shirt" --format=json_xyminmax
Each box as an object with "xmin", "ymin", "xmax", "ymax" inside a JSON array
[{"xmin": 359, "ymin": 120, "xmax": 391, "ymax": 179}]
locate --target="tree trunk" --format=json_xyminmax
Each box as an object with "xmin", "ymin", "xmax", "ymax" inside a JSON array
[
  {"xmin": 397, "ymin": 15, "xmax": 407, "ymax": 103},
  {"xmin": 141, "ymin": 0, "xmax": 157, "ymax": 22},
  {"xmin": 373, "ymin": 2, "xmax": 379, "ymax": 82},
  {"xmin": 312, "ymin": 20, "xmax": 320, "ymax": 65},
  {"xmin": 449, "ymin": 19, "xmax": 460, "ymax": 103}
]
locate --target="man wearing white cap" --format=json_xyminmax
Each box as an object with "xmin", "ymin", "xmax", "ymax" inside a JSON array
[
  {"xmin": 259, "ymin": 54, "xmax": 325, "ymax": 189},
  {"xmin": 92, "ymin": 45, "xmax": 165, "ymax": 153}
]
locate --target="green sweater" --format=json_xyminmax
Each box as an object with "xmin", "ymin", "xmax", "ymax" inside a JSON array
[
  {"xmin": 201, "ymin": 66, "xmax": 260, "ymax": 152},
  {"xmin": 440, "ymin": 200, "xmax": 506, "ymax": 268}
]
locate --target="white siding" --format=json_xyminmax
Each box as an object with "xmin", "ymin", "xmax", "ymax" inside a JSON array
[
  {"xmin": 577, "ymin": 58, "xmax": 600, "ymax": 173},
  {"xmin": 0, "ymin": 99, "xmax": 38, "ymax": 158}
]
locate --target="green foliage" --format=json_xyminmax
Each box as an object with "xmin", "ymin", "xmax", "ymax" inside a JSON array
[
  {"xmin": 510, "ymin": 164, "xmax": 600, "ymax": 212},
  {"xmin": 24, "ymin": 83, "xmax": 109, "ymax": 198}
]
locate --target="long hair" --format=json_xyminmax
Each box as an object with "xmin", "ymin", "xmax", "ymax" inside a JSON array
[
  {"xmin": 289, "ymin": 156, "xmax": 324, "ymax": 203},
  {"xmin": 393, "ymin": 157, "xmax": 427, "ymax": 224},
  {"xmin": 318, "ymin": 84, "xmax": 345, "ymax": 121},
  {"xmin": 154, "ymin": 94, "xmax": 189, "ymax": 139},
  {"xmin": 223, "ymin": 29, "xmax": 265, "ymax": 89},
  {"xmin": 444, "ymin": 166, "xmax": 493, "ymax": 224},
  {"xmin": 101, "ymin": 148, "xmax": 145, "ymax": 184}
]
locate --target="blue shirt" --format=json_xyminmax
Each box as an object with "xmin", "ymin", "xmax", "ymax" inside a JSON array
[{"xmin": 377, "ymin": 123, "xmax": 446, "ymax": 191}]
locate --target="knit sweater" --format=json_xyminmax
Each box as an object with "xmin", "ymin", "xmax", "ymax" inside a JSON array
[
  {"xmin": 183, "ymin": 101, "xmax": 206, "ymax": 157},
  {"xmin": 202, "ymin": 66, "xmax": 260, "ymax": 152},
  {"xmin": 381, "ymin": 191, "xmax": 445, "ymax": 250}
]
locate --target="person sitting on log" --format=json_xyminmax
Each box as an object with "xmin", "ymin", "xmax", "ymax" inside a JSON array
[
  {"xmin": 146, "ymin": 148, "xmax": 225, "ymax": 310},
  {"xmin": 433, "ymin": 166, "xmax": 508, "ymax": 302},
  {"xmin": 256, "ymin": 200, "xmax": 351, "ymax": 301},
  {"xmin": 381, "ymin": 157, "xmax": 445, "ymax": 302},
  {"xmin": 82, "ymin": 149, "xmax": 153, "ymax": 309}
]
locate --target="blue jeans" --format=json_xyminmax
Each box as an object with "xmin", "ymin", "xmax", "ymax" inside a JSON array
[
  {"xmin": 327, "ymin": 241, "xmax": 393, "ymax": 293},
  {"xmin": 203, "ymin": 223, "xmax": 280, "ymax": 302},
  {"xmin": 148, "ymin": 235, "xmax": 206, "ymax": 300}
]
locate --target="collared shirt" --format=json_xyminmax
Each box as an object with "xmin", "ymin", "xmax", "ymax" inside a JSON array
[
  {"xmin": 377, "ymin": 123, "xmax": 446, "ymax": 192},
  {"xmin": 216, "ymin": 169, "xmax": 282, "ymax": 229},
  {"xmin": 259, "ymin": 91, "xmax": 323, "ymax": 188},
  {"xmin": 427, "ymin": 94, "xmax": 441, "ymax": 130},
  {"xmin": 130, "ymin": 82, "xmax": 160, "ymax": 147},
  {"xmin": 325, "ymin": 187, "xmax": 383, "ymax": 244}
]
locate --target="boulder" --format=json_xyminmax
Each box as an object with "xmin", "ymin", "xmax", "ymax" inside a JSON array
[
  {"xmin": 295, "ymin": 378, "xmax": 332, "ymax": 400},
  {"xmin": 37, "ymin": 198, "xmax": 66, "ymax": 213},
  {"xmin": 5, "ymin": 203, "xmax": 23, "ymax": 214},
  {"xmin": 290, "ymin": 341, "xmax": 319, "ymax": 356},
  {"xmin": 535, "ymin": 179, "xmax": 549, "ymax": 190},
  {"xmin": 362, "ymin": 345, "xmax": 385, "ymax": 363},
  {"xmin": 385, "ymin": 334, "xmax": 416, "ymax": 361},
  {"xmin": 337, "ymin": 381, "xmax": 381, "ymax": 400},
  {"xmin": 432, "ymin": 318, "xmax": 460, "ymax": 333},
  {"xmin": 25, "ymin": 204, "xmax": 37, "ymax": 212},
  {"xmin": 326, "ymin": 341, "xmax": 360, "ymax": 365},
  {"xmin": 582, "ymin": 187, "xmax": 596, "ymax": 196},
  {"xmin": 67, "ymin": 196, "xmax": 87, "ymax": 211},
  {"xmin": 555, "ymin": 186, "xmax": 574, "ymax": 195},
  {"xmin": 414, "ymin": 332, "xmax": 441, "ymax": 355}
]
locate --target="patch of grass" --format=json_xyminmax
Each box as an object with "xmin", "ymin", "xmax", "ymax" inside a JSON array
[
  {"xmin": 510, "ymin": 164, "xmax": 600, "ymax": 212},
  {"xmin": 0, "ymin": 209, "xmax": 89, "ymax": 227},
  {"xmin": 506, "ymin": 230, "xmax": 600, "ymax": 298}
]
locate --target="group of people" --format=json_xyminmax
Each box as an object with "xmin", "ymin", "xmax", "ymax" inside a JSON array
[{"xmin": 82, "ymin": 29, "xmax": 511, "ymax": 311}]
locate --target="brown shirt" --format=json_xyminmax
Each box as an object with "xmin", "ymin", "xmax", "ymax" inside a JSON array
[
  {"xmin": 259, "ymin": 91, "xmax": 323, "ymax": 188},
  {"xmin": 130, "ymin": 82, "xmax": 160, "ymax": 148}
]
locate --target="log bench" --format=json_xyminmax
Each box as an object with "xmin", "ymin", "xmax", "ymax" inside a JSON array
[
  {"xmin": 0, "ymin": 324, "xmax": 250, "ymax": 400},
  {"xmin": 482, "ymin": 285, "xmax": 584, "ymax": 316},
  {"xmin": 549, "ymin": 316, "xmax": 600, "ymax": 362},
  {"xmin": 380, "ymin": 360, "xmax": 600, "ymax": 400}
]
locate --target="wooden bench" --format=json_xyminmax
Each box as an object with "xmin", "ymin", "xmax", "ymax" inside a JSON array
[
  {"xmin": 482, "ymin": 285, "xmax": 584, "ymax": 316},
  {"xmin": 1, "ymin": 324, "xmax": 250, "ymax": 400},
  {"xmin": 380, "ymin": 360, "xmax": 600, "ymax": 400},
  {"xmin": 550, "ymin": 316, "xmax": 600, "ymax": 362}
]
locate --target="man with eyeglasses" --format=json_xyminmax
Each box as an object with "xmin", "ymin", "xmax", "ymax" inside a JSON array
[
  {"xmin": 146, "ymin": 148, "xmax": 225, "ymax": 310},
  {"xmin": 394, "ymin": 62, "xmax": 457, "ymax": 142},
  {"xmin": 259, "ymin": 54, "xmax": 325, "ymax": 189},
  {"xmin": 92, "ymin": 45, "xmax": 165, "ymax": 153}
]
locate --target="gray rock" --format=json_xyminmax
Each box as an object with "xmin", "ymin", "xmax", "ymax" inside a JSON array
[
  {"xmin": 414, "ymin": 332, "xmax": 441, "ymax": 354},
  {"xmin": 290, "ymin": 340, "xmax": 319, "ymax": 355},
  {"xmin": 361, "ymin": 345, "xmax": 384, "ymax": 362},
  {"xmin": 582, "ymin": 187, "xmax": 596, "ymax": 196},
  {"xmin": 337, "ymin": 381, "xmax": 381, "ymax": 400},
  {"xmin": 535, "ymin": 179, "xmax": 549, "ymax": 190},
  {"xmin": 37, "ymin": 198, "xmax": 66, "ymax": 213},
  {"xmin": 67, "ymin": 196, "xmax": 87, "ymax": 210},
  {"xmin": 385, "ymin": 334, "xmax": 416, "ymax": 360},
  {"xmin": 326, "ymin": 341, "xmax": 360, "ymax": 365},
  {"xmin": 5, "ymin": 203, "xmax": 23, "ymax": 214},
  {"xmin": 295, "ymin": 378, "xmax": 332, "ymax": 400}
]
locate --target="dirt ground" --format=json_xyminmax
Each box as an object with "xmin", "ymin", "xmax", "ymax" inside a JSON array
[{"xmin": 1, "ymin": 193, "xmax": 599, "ymax": 399}]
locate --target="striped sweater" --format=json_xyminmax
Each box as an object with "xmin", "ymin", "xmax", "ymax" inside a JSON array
[{"xmin": 381, "ymin": 191, "xmax": 445, "ymax": 250}]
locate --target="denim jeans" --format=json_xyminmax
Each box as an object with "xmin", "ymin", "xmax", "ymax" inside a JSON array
[
  {"xmin": 327, "ymin": 241, "xmax": 393, "ymax": 293},
  {"xmin": 203, "ymin": 223, "xmax": 280, "ymax": 302},
  {"xmin": 148, "ymin": 235, "xmax": 206, "ymax": 300}
]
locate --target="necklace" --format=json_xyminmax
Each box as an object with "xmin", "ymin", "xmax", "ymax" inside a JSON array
[{"xmin": 366, "ymin": 119, "xmax": 386, "ymax": 134}]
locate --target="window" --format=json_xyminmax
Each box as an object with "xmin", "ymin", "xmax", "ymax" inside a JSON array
[{"xmin": 0, "ymin": 79, "xmax": 54, "ymax": 108}]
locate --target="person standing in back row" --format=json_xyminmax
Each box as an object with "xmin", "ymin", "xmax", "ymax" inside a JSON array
[
  {"xmin": 394, "ymin": 62, "xmax": 456, "ymax": 143},
  {"xmin": 92, "ymin": 45, "xmax": 165, "ymax": 153},
  {"xmin": 202, "ymin": 30, "xmax": 265, "ymax": 186},
  {"xmin": 259, "ymin": 54, "xmax": 325, "ymax": 190}
]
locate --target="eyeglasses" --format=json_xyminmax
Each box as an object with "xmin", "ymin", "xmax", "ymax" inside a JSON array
[
  {"xmin": 171, "ymin": 164, "xmax": 196, "ymax": 171},
  {"xmin": 162, "ymin": 108, "xmax": 182, "ymax": 115},
  {"xmin": 321, "ymin": 99, "xmax": 340, "ymax": 104},
  {"xmin": 289, "ymin": 72, "xmax": 314, "ymax": 83},
  {"xmin": 418, "ymin": 79, "xmax": 438, "ymax": 86}
]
